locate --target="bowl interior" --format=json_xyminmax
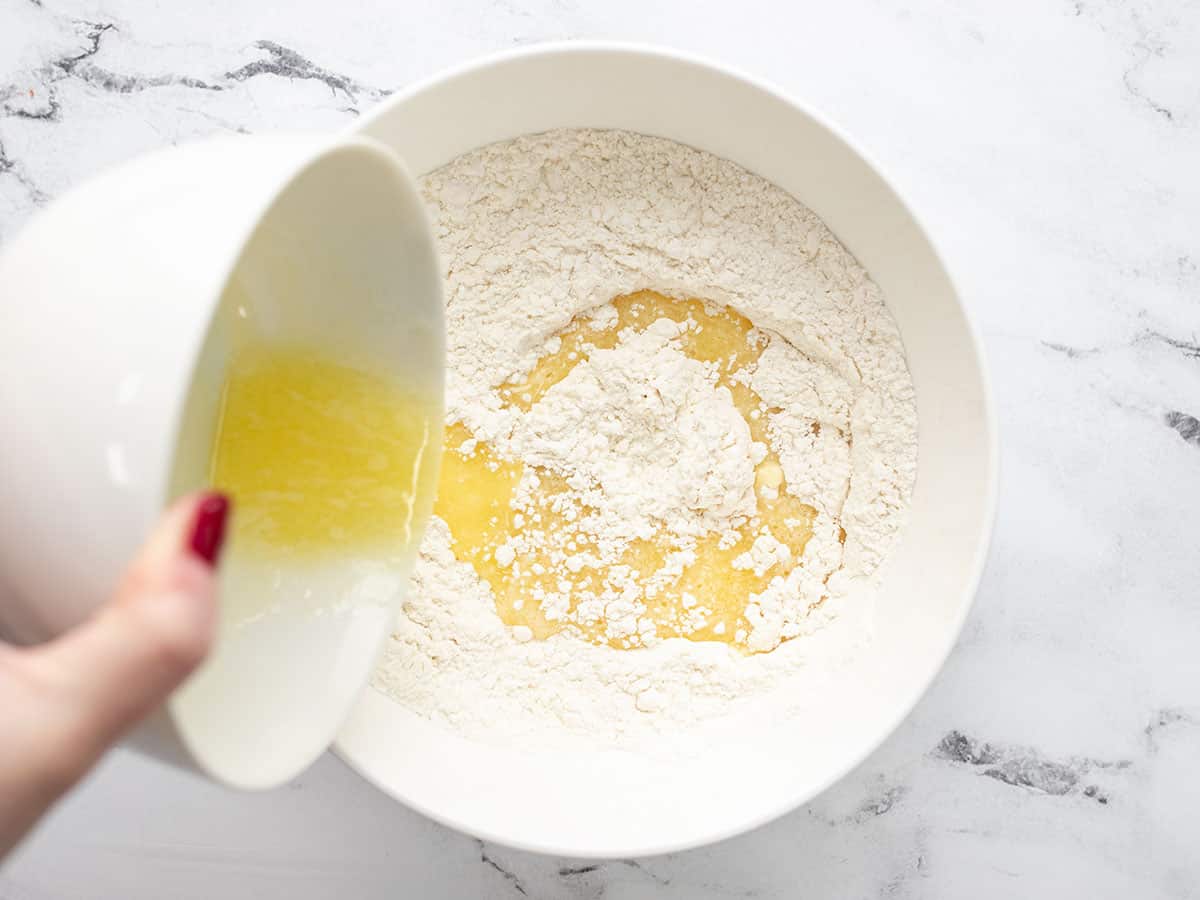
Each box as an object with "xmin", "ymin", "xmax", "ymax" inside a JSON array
[
  {"xmin": 338, "ymin": 45, "xmax": 995, "ymax": 855},
  {"xmin": 167, "ymin": 140, "xmax": 444, "ymax": 789}
]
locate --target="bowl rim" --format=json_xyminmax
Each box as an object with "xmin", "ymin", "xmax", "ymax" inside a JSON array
[{"xmin": 338, "ymin": 39, "xmax": 1000, "ymax": 858}]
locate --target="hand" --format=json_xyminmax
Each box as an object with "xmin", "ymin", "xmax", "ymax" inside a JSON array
[{"xmin": 0, "ymin": 493, "xmax": 229, "ymax": 858}]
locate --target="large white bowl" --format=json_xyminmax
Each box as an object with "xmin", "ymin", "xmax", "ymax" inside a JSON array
[{"xmin": 336, "ymin": 43, "xmax": 997, "ymax": 857}]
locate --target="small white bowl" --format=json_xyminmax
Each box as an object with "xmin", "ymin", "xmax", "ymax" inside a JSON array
[
  {"xmin": 336, "ymin": 43, "xmax": 997, "ymax": 856},
  {"xmin": 0, "ymin": 135, "xmax": 444, "ymax": 788}
]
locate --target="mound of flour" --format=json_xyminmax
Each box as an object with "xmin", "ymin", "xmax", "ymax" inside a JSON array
[{"xmin": 371, "ymin": 129, "xmax": 918, "ymax": 745}]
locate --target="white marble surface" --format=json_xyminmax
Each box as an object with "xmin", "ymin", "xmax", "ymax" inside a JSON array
[{"xmin": 2, "ymin": 0, "xmax": 1199, "ymax": 896}]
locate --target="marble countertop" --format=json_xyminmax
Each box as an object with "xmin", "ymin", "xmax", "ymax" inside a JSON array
[{"xmin": 2, "ymin": 0, "xmax": 1198, "ymax": 897}]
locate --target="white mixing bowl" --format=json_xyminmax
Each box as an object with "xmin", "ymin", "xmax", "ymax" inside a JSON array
[{"xmin": 336, "ymin": 43, "xmax": 997, "ymax": 857}]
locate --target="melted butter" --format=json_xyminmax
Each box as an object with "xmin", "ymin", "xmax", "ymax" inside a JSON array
[
  {"xmin": 209, "ymin": 345, "xmax": 437, "ymax": 559},
  {"xmin": 435, "ymin": 291, "xmax": 819, "ymax": 652}
]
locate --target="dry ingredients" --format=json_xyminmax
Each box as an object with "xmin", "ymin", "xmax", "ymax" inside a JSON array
[{"xmin": 372, "ymin": 129, "xmax": 918, "ymax": 744}]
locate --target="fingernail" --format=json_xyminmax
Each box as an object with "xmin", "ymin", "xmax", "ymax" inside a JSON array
[{"xmin": 188, "ymin": 493, "xmax": 230, "ymax": 566}]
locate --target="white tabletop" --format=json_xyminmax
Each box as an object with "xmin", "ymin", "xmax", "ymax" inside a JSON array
[{"xmin": 2, "ymin": 1, "xmax": 1198, "ymax": 897}]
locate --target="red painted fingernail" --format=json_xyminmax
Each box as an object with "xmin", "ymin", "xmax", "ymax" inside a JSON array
[{"xmin": 188, "ymin": 493, "xmax": 230, "ymax": 566}]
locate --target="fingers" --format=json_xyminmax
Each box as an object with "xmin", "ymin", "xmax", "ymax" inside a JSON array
[{"xmin": 20, "ymin": 492, "xmax": 229, "ymax": 783}]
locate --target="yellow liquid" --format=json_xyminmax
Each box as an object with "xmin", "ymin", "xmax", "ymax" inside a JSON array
[
  {"xmin": 435, "ymin": 291, "xmax": 820, "ymax": 652},
  {"xmin": 208, "ymin": 345, "xmax": 437, "ymax": 559}
]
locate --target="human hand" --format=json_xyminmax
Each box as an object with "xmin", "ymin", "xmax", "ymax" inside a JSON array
[{"xmin": 0, "ymin": 493, "xmax": 229, "ymax": 858}]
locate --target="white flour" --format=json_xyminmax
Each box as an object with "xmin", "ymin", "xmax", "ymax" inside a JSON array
[
  {"xmin": 501, "ymin": 320, "xmax": 762, "ymax": 646},
  {"xmin": 372, "ymin": 129, "xmax": 918, "ymax": 745}
]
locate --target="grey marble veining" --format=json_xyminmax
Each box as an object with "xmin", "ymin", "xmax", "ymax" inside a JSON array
[{"xmin": 2, "ymin": 0, "xmax": 1199, "ymax": 897}]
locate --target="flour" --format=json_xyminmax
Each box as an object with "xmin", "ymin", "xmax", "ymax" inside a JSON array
[
  {"xmin": 371, "ymin": 129, "xmax": 918, "ymax": 745},
  {"xmin": 509, "ymin": 320, "xmax": 759, "ymax": 542},
  {"xmin": 498, "ymin": 320, "xmax": 761, "ymax": 643}
]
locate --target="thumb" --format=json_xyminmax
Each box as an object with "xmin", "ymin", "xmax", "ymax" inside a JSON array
[{"xmin": 24, "ymin": 492, "xmax": 228, "ymax": 772}]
